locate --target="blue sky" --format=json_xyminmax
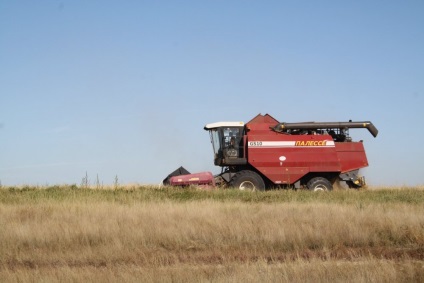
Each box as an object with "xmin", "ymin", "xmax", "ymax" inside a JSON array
[{"xmin": 0, "ymin": 0, "xmax": 423, "ymax": 186}]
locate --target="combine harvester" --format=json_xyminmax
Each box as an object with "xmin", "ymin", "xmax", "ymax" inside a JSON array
[{"xmin": 163, "ymin": 114, "xmax": 378, "ymax": 191}]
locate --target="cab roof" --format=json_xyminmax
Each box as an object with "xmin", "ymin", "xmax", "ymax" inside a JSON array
[{"xmin": 204, "ymin": 121, "xmax": 244, "ymax": 130}]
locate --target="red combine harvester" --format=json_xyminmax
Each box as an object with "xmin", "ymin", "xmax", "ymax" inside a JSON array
[{"xmin": 163, "ymin": 113, "xmax": 378, "ymax": 191}]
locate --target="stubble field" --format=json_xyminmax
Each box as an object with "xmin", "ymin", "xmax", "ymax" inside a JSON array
[{"xmin": 0, "ymin": 185, "xmax": 424, "ymax": 282}]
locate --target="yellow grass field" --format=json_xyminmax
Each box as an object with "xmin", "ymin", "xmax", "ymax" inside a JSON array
[{"xmin": 0, "ymin": 185, "xmax": 423, "ymax": 282}]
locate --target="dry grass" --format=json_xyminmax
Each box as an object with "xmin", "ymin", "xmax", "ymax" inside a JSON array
[
  {"xmin": 0, "ymin": 187, "xmax": 424, "ymax": 282},
  {"xmin": 2, "ymin": 259, "xmax": 423, "ymax": 283}
]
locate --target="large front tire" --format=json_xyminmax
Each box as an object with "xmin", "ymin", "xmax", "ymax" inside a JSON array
[
  {"xmin": 307, "ymin": 177, "xmax": 333, "ymax": 192},
  {"xmin": 229, "ymin": 170, "xmax": 265, "ymax": 191}
]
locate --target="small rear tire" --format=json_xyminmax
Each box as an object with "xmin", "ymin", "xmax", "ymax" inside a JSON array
[
  {"xmin": 347, "ymin": 181, "xmax": 362, "ymax": 190},
  {"xmin": 307, "ymin": 177, "xmax": 333, "ymax": 192},
  {"xmin": 229, "ymin": 170, "xmax": 265, "ymax": 191}
]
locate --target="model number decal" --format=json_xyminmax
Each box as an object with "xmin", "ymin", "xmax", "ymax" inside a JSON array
[{"xmin": 248, "ymin": 141, "xmax": 263, "ymax": 146}]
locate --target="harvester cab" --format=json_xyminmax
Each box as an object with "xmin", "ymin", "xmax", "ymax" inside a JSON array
[{"xmin": 204, "ymin": 122, "xmax": 247, "ymax": 167}]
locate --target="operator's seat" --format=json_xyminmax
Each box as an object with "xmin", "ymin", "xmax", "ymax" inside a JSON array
[{"xmin": 229, "ymin": 137, "xmax": 236, "ymax": 148}]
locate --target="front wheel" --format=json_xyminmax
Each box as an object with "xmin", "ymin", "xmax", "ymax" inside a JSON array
[
  {"xmin": 307, "ymin": 177, "xmax": 333, "ymax": 192},
  {"xmin": 229, "ymin": 170, "xmax": 265, "ymax": 191}
]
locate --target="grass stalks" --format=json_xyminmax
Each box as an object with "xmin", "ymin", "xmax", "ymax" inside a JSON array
[{"xmin": 0, "ymin": 186, "xmax": 423, "ymax": 282}]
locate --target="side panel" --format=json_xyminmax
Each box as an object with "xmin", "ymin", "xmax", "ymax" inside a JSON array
[
  {"xmin": 246, "ymin": 133, "xmax": 341, "ymax": 185},
  {"xmin": 335, "ymin": 142, "xmax": 369, "ymax": 172}
]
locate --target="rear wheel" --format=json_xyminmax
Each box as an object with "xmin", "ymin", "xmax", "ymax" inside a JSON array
[
  {"xmin": 229, "ymin": 170, "xmax": 265, "ymax": 191},
  {"xmin": 307, "ymin": 177, "xmax": 333, "ymax": 191}
]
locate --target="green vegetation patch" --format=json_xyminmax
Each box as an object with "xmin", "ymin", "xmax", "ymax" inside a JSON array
[{"xmin": 1, "ymin": 185, "xmax": 423, "ymax": 205}]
